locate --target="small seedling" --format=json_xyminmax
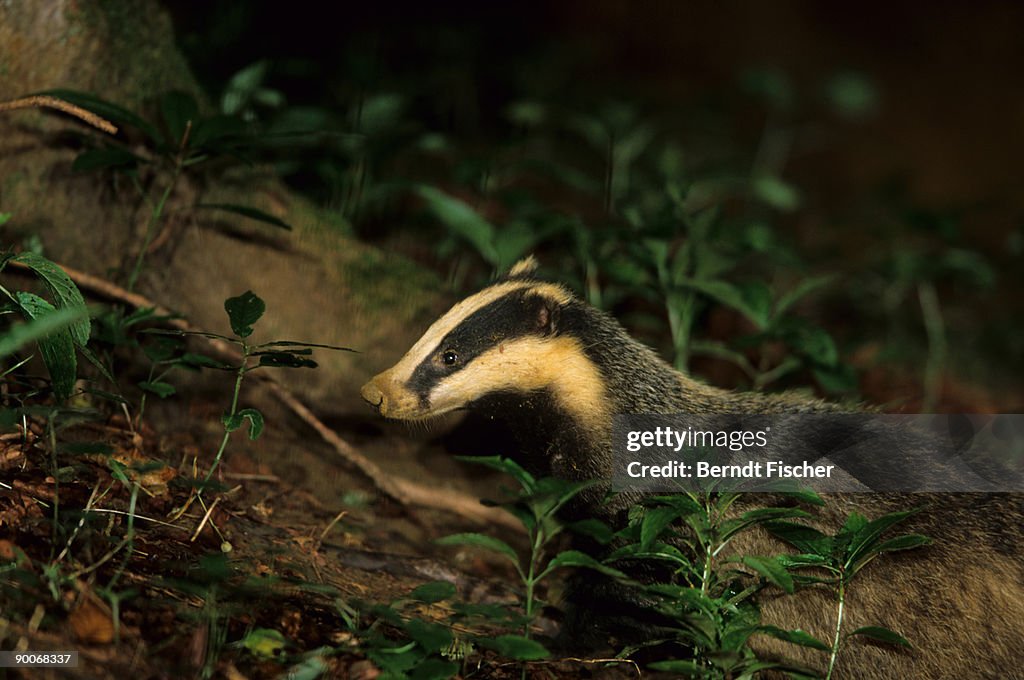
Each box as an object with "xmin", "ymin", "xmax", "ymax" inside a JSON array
[
  {"xmin": 151, "ymin": 290, "xmax": 352, "ymax": 518},
  {"xmin": 767, "ymin": 508, "xmax": 930, "ymax": 679},
  {"xmin": 438, "ymin": 456, "xmax": 628, "ymax": 676}
]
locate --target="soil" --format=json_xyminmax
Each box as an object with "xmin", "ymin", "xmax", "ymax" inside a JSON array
[{"xmin": 0, "ymin": 357, "xmax": 644, "ymax": 680}]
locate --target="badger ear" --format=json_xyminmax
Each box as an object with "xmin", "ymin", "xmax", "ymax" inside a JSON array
[
  {"xmin": 506, "ymin": 255, "xmax": 539, "ymax": 280},
  {"xmin": 528, "ymin": 292, "xmax": 560, "ymax": 335}
]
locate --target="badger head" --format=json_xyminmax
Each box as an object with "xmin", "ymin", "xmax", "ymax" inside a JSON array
[{"xmin": 361, "ymin": 256, "xmax": 607, "ymax": 426}]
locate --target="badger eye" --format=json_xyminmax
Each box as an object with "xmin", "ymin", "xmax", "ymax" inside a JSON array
[{"xmin": 442, "ymin": 350, "xmax": 459, "ymax": 366}]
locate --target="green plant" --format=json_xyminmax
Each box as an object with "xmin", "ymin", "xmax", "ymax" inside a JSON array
[
  {"xmin": 141, "ymin": 290, "xmax": 352, "ymax": 516},
  {"xmin": 346, "ymin": 581, "xmax": 464, "ymax": 680},
  {"xmin": 437, "ymin": 456, "xmax": 628, "ymax": 675},
  {"xmin": 856, "ymin": 209, "xmax": 997, "ymax": 410},
  {"xmin": 608, "ymin": 490, "xmax": 827, "ymax": 678},
  {"xmin": 766, "ymin": 508, "xmax": 930, "ymax": 679},
  {"xmin": 41, "ymin": 90, "xmax": 292, "ymax": 291},
  {"xmin": 0, "ymin": 250, "xmax": 91, "ymax": 401}
]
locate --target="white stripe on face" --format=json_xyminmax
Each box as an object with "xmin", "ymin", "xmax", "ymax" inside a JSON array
[
  {"xmin": 383, "ymin": 280, "xmax": 572, "ymax": 385},
  {"xmin": 361, "ymin": 280, "xmax": 574, "ymax": 420}
]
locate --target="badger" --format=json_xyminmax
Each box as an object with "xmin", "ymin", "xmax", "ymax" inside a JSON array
[{"xmin": 361, "ymin": 256, "xmax": 1024, "ymax": 679}]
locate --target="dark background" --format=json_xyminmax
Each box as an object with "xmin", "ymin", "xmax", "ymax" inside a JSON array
[{"xmin": 165, "ymin": 0, "xmax": 1024, "ymax": 406}]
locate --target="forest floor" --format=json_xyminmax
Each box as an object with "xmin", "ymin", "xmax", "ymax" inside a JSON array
[{"xmin": 0, "ymin": 366, "xmax": 646, "ymax": 680}]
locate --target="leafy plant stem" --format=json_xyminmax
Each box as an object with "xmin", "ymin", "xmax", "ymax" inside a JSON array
[
  {"xmin": 826, "ymin": 574, "xmax": 846, "ymax": 680},
  {"xmin": 203, "ymin": 342, "xmax": 251, "ymax": 484},
  {"xmin": 668, "ymin": 292, "xmax": 697, "ymax": 371},
  {"xmin": 699, "ymin": 496, "xmax": 714, "ymax": 595},
  {"xmin": 128, "ymin": 162, "xmax": 183, "ymax": 292},
  {"xmin": 524, "ymin": 526, "xmax": 545, "ymax": 632}
]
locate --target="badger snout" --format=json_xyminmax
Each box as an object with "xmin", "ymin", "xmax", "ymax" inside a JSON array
[
  {"xmin": 360, "ymin": 379, "xmax": 386, "ymax": 412},
  {"xmin": 361, "ymin": 371, "xmax": 424, "ymax": 419}
]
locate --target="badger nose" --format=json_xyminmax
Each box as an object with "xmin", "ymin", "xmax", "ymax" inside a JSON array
[{"xmin": 360, "ymin": 380, "xmax": 386, "ymax": 412}]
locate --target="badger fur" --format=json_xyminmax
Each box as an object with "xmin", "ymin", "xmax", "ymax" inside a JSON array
[{"xmin": 361, "ymin": 256, "xmax": 1024, "ymax": 679}]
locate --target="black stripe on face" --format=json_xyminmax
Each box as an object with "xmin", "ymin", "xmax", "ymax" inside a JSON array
[{"xmin": 406, "ymin": 289, "xmax": 557, "ymax": 403}]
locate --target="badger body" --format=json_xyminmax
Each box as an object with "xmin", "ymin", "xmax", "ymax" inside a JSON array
[
  {"xmin": 361, "ymin": 257, "xmax": 1024, "ymax": 679},
  {"xmin": 360, "ymin": 257, "xmax": 836, "ymax": 508}
]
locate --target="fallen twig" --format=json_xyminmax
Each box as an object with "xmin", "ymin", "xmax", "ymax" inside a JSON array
[{"xmin": 0, "ymin": 95, "xmax": 118, "ymax": 134}]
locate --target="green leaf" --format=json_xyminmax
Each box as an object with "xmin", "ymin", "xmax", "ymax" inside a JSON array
[
  {"xmin": 641, "ymin": 506, "xmax": 679, "ymax": 552},
  {"xmin": 40, "ymin": 89, "xmax": 164, "ymax": 143},
  {"xmin": 678, "ymin": 279, "xmax": 769, "ymax": 330},
  {"xmin": 72, "ymin": 147, "xmax": 141, "ymax": 172},
  {"xmin": 534, "ymin": 476, "xmax": 599, "ymax": 518},
  {"xmin": 0, "ymin": 305, "xmax": 88, "ymax": 359},
  {"xmin": 736, "ymin": 281, "xmax": 773, "ymax": 329},
  {"xmin": 257, "ymin": 351, "xmax": 317, "ymax": 369},
  {"xmin": 161, "ymin": 91, "xmax": 199, "ymax": 146},
  {"xmin": 722, "ymin": 507, "xmax": 812, "ymax": 542},
  {"xmin": 789, "ymin": 325, "xmax": 838, "ymax": 366},
  {"xmin": 503, "ymin": 502, "xmax": 537, "ymax": 532},
  {"xmin": 224, "ymin": 290, "xmax": 265, "ymax": 338},
  {"xmin": 0, "ymin": 213, "xmax": 11, "ymax": 226},
  {"xmin": 542, "ymin": 550, "xmax": 628, "ymax": 580},
  {"xmin": 409, "ymin": 581, "xmax": 456, "ymax": 604},
  {"xmin": 409, "ymin": 658, "xmax": 460, "ymax": 680},
  {"xmin": 871, "ymin": 533, "xmax": 931, "ymax": 555},
  {"xmin": 826, "ymin": 72, "xmax": 880, "ymax": 119},
  {"xmin": 193, "ymin": 203, "xmax": 292, "ymax": 230},
  {"xmin": 752, "ymin": 175, "xmax": 801, "ymax": 212},
  {"xmin": 238, "ymin": 408, "xmax": 264, "ymax": 440},
  {"xmin": 436, "ymin": 533, "xmax": 519, "ymax": 568},
  {"xmin": 403, "ymin": 618, "xmax": 452, "ymax": 653},
  {"xmin": 757, "ymin": 626, "xmax": 831, "ymax": 651},
  {"xmin": 740, "ymin": 556, "xmax": 794, "ymax": 593},
  {"xmin": 493, "ymin": 222, "xmax": 540, "ymax": 273},
  {"xmin": 776, "ymin": 553, "xmax": 831, "ymax": 569},
  {"xmin": 285, "ymin": 654, "xmax": 330, "ymax": 680},
  {"xmin": 846, "ymin": 509, "xmax": 921, "ymax": 568},
  {"xmin": 774, "ymin": 276, "xmax": 834, "ymax": 320},
  {"xmin": 764, "ymin": 521, "xmax": 832, "ymax": 557},
  {"xmin": 647, "ymin": 659, "xmax": 708, "ymax": 676},
  {"xmin": 813, "ymin": 363, "xmax": 858, "ymax": 394},
  {"xmin": 506, "ymin": 100, "xmax": 546, "ymax": 127},
  {"xmin": 357, "ymin": 93, "xmax": 404, "ymax": 136},
  {"xmin": 221, "ymin": 60, "xmax": 270, "ymax": 115},
  {"xmin": 190, "ymin": 114, "xmax": 246, "ymax": 149},
  {"xmin": 415, "ymin": 185, "xmax": 499, "ymax": 265},
  {"xmin": 257, "ymin": 339, "xmax": 356, "ymax": 352},
  {"xmin": 481, "ymin": 634, "xmax": 549, "ymax": 661},
  {"xmin": 848, "ymin": 626, "xmax": 911, "ymax": 648},
  {"xmin": 367, "ymin": 646, "xmax": 422, "ymax": 675},
  {"xmin": 79, "ymin": 346, "xmax": 116, "ymax": 384},
  {"xmin": 15, "ymin": 292, "xmax": 77, "ymax": 401},
  {"xmin": 238, "ymin": 627, "xmax": 287, "ymax": 658},
  {"xmin": 454, "ymin": 455, "xmax": 535, "ymax": 493},
  {"xmin": 567, "ymin": 518, "xmax": 614, "ymax": 544},
  {"xmin": 138, "ymin": 380, "xmax": 175, "ymax": 398},
  {"xmin": 13, "ymin": 252, "xmax": 90, "ymax": 346},
  {"xmin": 222, "ymin": 408, "xmax": 264, "ymax": 440}
]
